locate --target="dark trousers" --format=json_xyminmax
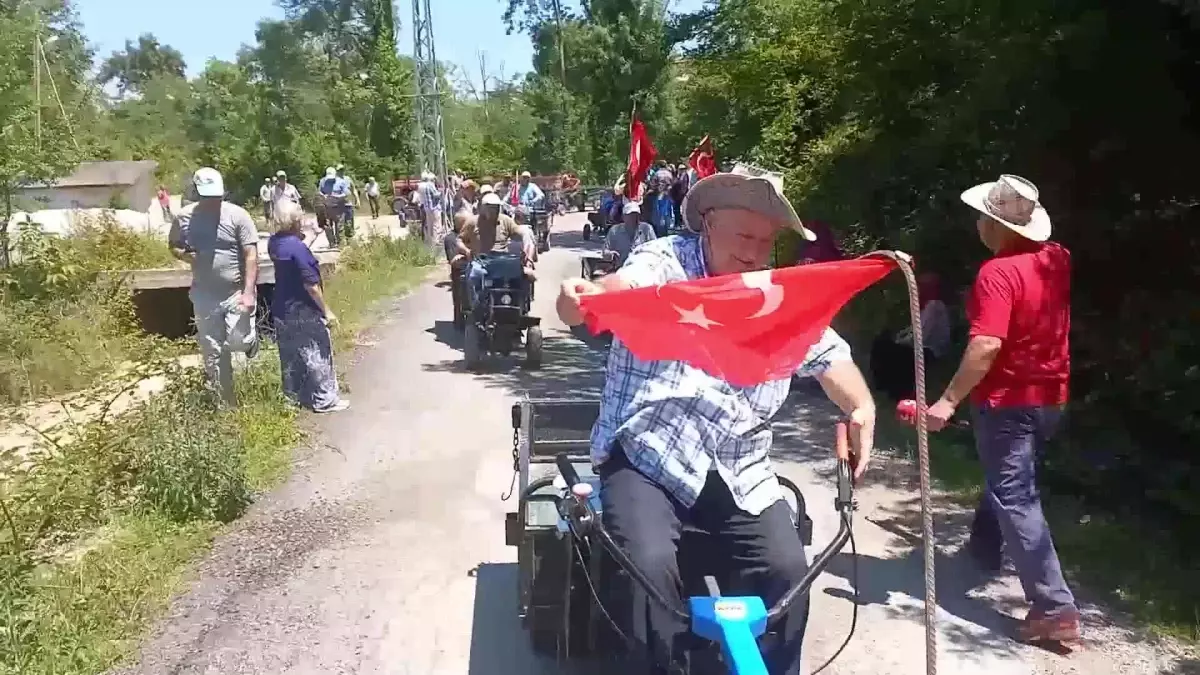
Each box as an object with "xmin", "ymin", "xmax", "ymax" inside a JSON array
[
  {"xmin": 970, "ymin": 404, "xmax": 1076, "ymax": 616},
  {"xmin": 368, "ymin": 194, "xmax": 380, "ymax": 218},
  {"xmin": 598, "ymin": 447, "xmax": 810, "ymax": 674},
  {"xmin": 869, "ymin": 332, "xmax": 934, "ymax": 401}
]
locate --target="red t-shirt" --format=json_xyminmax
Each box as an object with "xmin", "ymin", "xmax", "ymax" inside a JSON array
[{"xmin": 967, "ymin": 241, "xmax": 1071, "ymax": 407}]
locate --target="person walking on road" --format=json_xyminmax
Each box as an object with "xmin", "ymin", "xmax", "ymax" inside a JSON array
[
  {"xmin": 156, "ymin": 184, "xmax": 172, "ymax": 222},
  {"xmin": 418, "ymin": 171, "xmax": 442, "ymax": 242},
  {"xmin": 168, "ymin": 167, "xmax": 261, "ymax": 407},
  {"xmin": 272, "ymin": 170, "xmax": 301, "ymax": 216},
  {"xmin": 318, "ymin": 167, "xmax": 350, "ymax": 247},
  {"xmin": 337, "ymin": 164, "xmax": 359, "ymax": 229},
  {"xmin": 365, "ymin": 176, "xmax": 381, "ymax": 219},
  {"xmin": 259, "ymin": 178, "xmax": 274, "ymax": 224},
  {"xmin": 927, "ymin": 173, "xmax": 1079, "ymax": 644},
  {"xmin": 267, "ymin": 201, "xmax": 350, "ymax": 413}
]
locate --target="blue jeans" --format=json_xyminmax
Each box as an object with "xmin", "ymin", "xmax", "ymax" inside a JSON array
[{"xmin": 970, "ymin": 404, "xmax": 1076, "ymax": 616}]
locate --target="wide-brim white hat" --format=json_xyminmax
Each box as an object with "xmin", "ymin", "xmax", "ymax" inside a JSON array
[
  {"xmin": 960, "ymin": 174, "xmax": 1051, "ymax": 242},
  {"xmin": 683, "ymin": 163, "xmax": 815, "ymax": 241}
]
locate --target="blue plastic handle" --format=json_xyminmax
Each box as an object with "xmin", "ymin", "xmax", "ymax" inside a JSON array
[{"xmin": 688, "ymin": 595, "xmax": 769, "ymax": 675}]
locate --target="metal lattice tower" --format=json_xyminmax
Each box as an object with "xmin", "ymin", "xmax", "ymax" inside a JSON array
[{"xmin": 412, "ymin": 0, "xmax": 449, "ymax": 240}]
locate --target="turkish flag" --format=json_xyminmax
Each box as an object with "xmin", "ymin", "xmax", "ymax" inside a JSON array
[
  {"xmin": 688, "ymin": 135, "xmax": 717, "ymax": 179},
  {"xmin": 626, "ymin": 117, "xmax": 657, "ymax": 200},
  {"xmin": 580, "ymin": 256, "xmax": 897, "ymax": 387}
]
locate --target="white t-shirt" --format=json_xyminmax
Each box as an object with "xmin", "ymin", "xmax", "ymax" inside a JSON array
[
  {"xmin": 259, "ymin": 184, "xmax": 272, "ymax": 202},
  {"xmin": 366, "ymin": 181, "xmax": 380, "ymax": 197}
]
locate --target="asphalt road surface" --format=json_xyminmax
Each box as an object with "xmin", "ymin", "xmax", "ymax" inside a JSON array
[{"xmin": 118, "ymin": 212, "xmax": 1188, "ymax": 675}]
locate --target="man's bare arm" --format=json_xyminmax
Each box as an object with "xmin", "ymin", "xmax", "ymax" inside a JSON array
[
  {"xmin": 817, "ymin": 360, "xmax": 876, "ymax": 417},
  {"xmin": 242, "ymin": 245, "xmax": 259, "ymax": 296},
  {"xmin": 939, "ymin": 335, "xmax": 1002, "ymax": 406}
]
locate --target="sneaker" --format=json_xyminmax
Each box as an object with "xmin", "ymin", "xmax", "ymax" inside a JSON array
[
  {"xmin": 314, "ymin": 399, "xmax": 350, "ymax": 413},
  {"xmin": 1018, "ymin": 607, "xmax": 1081, "ymax": 644}
]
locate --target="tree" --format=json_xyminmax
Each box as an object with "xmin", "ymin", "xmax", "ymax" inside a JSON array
[
  {"xmin": 97, "ymin": 33, "xmax": 186, "ymax": 96},
  {"xmin": 0, "ymin": 4, "xmax": 83, "ymax": 267}
]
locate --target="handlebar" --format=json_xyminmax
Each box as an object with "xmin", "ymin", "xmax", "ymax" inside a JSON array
[{"xmin": 553, "ymin": 421, "xmax": 856, "ymax": 626}]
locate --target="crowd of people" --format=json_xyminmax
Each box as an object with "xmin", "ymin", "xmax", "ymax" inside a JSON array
[{"xmin": 166, "ymin": 154, "xmax": 1077, "ymax": 673}]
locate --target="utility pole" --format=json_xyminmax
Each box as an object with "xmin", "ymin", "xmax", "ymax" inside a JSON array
[{"xmin": 411, "ymin": 0, "xmax": 449, "ymax": 242}]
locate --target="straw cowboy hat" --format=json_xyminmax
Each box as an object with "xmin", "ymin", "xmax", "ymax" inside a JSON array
[
  {"xmin": 683, "ymin": 163, "xmax": 816, "ymax": 241},
  {"xmin": 960, "ymin": 174, "xmax": 1052, "ymax": 242}
]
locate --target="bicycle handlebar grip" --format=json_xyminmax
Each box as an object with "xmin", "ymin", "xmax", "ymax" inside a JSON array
[
  {"xmin": 834, "ymin": 422, "xmax": 853, "ymax": 508},
  {"xmin": 555, "ymin": 453, "xmax": 582, "ymax": 488}
]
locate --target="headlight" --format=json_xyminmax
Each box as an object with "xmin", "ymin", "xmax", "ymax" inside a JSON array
[{"xmin": 500, "ymin": 294, "xmax": 512, "ymax": 305}]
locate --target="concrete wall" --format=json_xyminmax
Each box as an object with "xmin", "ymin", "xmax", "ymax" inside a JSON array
[{"xmin": 16, "ymin": 174, "xmax": 156, "ymax": 213}]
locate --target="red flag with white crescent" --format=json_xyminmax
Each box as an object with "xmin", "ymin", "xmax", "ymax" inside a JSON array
[
  {"xmin": 626, "ymin": 117, "xmax": 657, "ymax": 201},
  {"xmin": 579, "ymin": 256, "xmax": 897, "ymax": 386}
]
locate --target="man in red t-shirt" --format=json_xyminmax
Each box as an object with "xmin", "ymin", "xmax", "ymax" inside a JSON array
[{"xmin": 927, "ymin": 174, "xmax": 1078, "ymax": 645}]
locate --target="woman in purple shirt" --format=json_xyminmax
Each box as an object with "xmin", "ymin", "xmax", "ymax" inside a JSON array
[{"xmin": 267, "ymin": 202, "xmax": 349, "ymax": 412}]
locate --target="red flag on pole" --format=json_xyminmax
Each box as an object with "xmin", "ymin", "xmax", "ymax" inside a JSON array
[
  {"xmin": 580, "ymin": 256, "xmax": 896, "ymax": 387},
  {"xmin": 688, "ymin": 135, "xmax": 717, "ymax": 179},
  {"xmin": 626, "ymin": 116, "xmax": 657, "ymax": 200}
]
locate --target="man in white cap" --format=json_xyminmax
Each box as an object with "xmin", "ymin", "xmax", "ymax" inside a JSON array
[
  {"xmin": 554, "ymin": 165, "xmax": 876, "ymax": 675},
  {"xmin": 169, "ymin": 167, "xmax": 261, "ymax": 406},
  {"xmin": 602, "ymin": 199, "xmax": 656, "ymax": 268},
  {"xmin": 927, "ymin": 174, "xmax": 1078, "ymax": 644},
  {"xmin": 513, "ymin": 170, "xmax": 545, "ymax": 213},
  {"xmin": 259, "ymin": 178, "xmax": 273, "ymax": 224},
  {"xmin": 458, "ymin": 191, "xmax": 536, "ymax": 311},
  {"xmin": 417, "ymin": 171, "xmax": 442, "ymax": 241}
]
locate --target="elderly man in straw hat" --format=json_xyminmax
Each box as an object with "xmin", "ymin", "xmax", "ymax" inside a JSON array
[
  {"xmin": 556, "ymin": 165, "xmax": 876, "ymax": 675},
  {"xmin": 927, "ymin": 174, "xmax": 1078, "ymax": 644}
]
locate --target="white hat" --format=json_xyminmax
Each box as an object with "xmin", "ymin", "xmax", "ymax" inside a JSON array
[
  {"xmin": 479, "ymin": 183, "xmax": 495, "ymax": 195},
  {"xmin": 520, "ymin": 170, "xmax": 532, "ymax": 178},
  {"xmin": 421, "ymin": 171, "xmax": 435, "ymax": 181},
  {"xmin": 325, "ymin": 166, "xmax": 336, "ymax": 178},
  {"xmin": 960, "ymin": 174, "xmax": 1051, "ymax": 242},
  {"xmin": 622, "ymin": 200, "xmax": 641, "ymax": 215},
  {"xmin": 336, "ymin": 163, "xmax": 345, "ymax": 171},
  {"xmin": 480, "ymin": 192, "xmax": 503, "ymax": 207},
  {"xmin": 683, "ymin": 163, "xmax": 815, "ymax": 240},
  {"xmin": 192, "ymin": 167, "xmax": 225, "ymax": 198}
]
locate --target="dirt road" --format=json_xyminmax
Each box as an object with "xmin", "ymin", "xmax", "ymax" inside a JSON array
[{"xmin": 117, "ymin": 213, "xmax": 1191, "ymax": 675}]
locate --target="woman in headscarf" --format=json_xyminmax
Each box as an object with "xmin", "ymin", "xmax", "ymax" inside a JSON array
[
  {"xmin": 267, "ymin": 201, "xmax": 350, "ymax": 412},
  {"xmin": 870, "ymin": 271, "xmax": 951, "ymax": 401}
]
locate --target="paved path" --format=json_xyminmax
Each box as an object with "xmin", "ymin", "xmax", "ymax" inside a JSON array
[{"xmin": 117, "ymin": 213, "xmax": 1190, "ymax": 675}]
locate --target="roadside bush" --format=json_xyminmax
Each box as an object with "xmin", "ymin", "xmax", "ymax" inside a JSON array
[
  {"xmin": 0, "ymin": 217, "xmax": 181, "ymax": 406},
  {"xmin": 128, "ymin": 371, "xmax": 252, "ymax": 524}
]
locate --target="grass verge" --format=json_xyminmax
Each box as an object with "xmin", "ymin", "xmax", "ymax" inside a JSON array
[
  {"xmin": 874, "ymin": 389, "xmax": 1199, "ymax": 642},
  {"xmin": 0, "ymin": 234, "xmax": 434, "ymax": 675}
]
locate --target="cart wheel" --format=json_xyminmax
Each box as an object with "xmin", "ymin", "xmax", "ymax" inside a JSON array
[
  {"xmin": 582, "ymin": 223, "xmax": 591, "ymax": 240},
  {"xmin": 464, "ymin": 323, "xmax": 485, "ymax": 370},
  {"xmin": 524, "ymin": 326, "xmax": 543, "ymax": 369}
]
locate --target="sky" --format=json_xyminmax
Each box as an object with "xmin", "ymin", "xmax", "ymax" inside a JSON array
[
  {"xmin": 75, "ymin": 0, "xmax": 537, "ymax": 88},
  {"xmin": 75, "ymin": 0, "xmax": 708, "ymax": 90}
]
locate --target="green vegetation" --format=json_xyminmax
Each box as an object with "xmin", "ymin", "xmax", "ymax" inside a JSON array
[
  {"xmin": 0, "ymin": 226, "xmax": 433, "ymax": 674},
  {"xmin": 0, "ymin": 214, "xmax": 182, "ymax": 405}
]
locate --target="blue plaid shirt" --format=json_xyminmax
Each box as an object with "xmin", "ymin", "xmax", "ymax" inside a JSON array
[{"xmin": 590, "ymin": 234, "xmax": 853, "ymax": 515}]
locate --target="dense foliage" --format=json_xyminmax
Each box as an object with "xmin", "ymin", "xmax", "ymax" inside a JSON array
[{"xmin": 502, "ymin": 0, "xmax": 1200, "ymax": 532}]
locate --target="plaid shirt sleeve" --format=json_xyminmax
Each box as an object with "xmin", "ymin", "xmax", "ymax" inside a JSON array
[
  {"xmin": 795, "ymin": 327, "xmax": 853, "ymax": 378},
  {"xmin": 616, "ymin": 239, "xmax": 680, "ymax": 288}
]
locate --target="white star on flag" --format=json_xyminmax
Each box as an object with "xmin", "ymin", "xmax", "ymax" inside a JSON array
[{"xmin": 674, "ymin": 303, "xmax": 722, "ymax": 329}]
